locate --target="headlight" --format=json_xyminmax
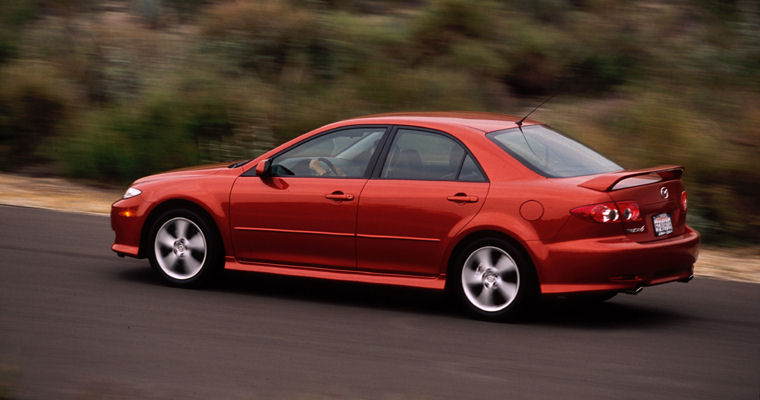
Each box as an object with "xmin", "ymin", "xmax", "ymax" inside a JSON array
[{"xmin": 123, "ymin": 187, "xmax": 142, "ymax": 199}]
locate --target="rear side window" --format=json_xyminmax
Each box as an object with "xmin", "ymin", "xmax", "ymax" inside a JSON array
[
  {"xmin": 458, "ymin": 154, "xmax": 484, "ymax": 182},
  {"xmin": 487, "ymin": 125, "xmax": 622, "ymax": 178},
  {"xmin": 381, "ymin": 129, "xmax": 486, "ymax": 182}
]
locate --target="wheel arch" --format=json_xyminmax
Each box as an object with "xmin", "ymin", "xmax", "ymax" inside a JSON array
[
  {"xmin": 444, "ymin": 229, "xmax": 540, "ymax": 293},
  {"xmin": 138, "ymin": 199, "xmax": 225, "ymax": 258}
]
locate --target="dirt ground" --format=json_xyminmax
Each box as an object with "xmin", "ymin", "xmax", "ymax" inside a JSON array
[{"xmin": 1, "ymin": 172, "xmax": 757, "ymax": 283}]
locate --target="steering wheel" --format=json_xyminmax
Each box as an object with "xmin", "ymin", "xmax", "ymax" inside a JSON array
[{"xmin": 317, "ymin": 157, "xmax": 339, "ymax": 176}]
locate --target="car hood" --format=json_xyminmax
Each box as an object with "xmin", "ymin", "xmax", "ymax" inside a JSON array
[{"xmin": 133, "ymin": 162, "xmax": 233, "ymax": 184}]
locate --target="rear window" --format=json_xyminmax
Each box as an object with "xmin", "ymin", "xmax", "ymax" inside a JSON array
[{"xmin": 487, "ymin": 125, "xmax": 622, "ymax": 178}]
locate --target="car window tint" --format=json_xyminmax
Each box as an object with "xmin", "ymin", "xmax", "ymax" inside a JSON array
[
  {"xmin": 458, "ymin": 154, "xmax": 486, "ymax": 182},
  {"xmin": 487, "ymin": 125, "xmax": 622, "ymax": 178},
  {"xmin": 273, "ymin": 128, "xmax": 385, "ymax": 178},
  {"xmin": 381, "ymin": 129, "xmax": 474, "ymax": 181}
]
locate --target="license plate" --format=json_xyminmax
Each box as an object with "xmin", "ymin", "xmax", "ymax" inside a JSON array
[{"xmin": 652, "ymin": 213, "xmax": 674, "ymax": 237}]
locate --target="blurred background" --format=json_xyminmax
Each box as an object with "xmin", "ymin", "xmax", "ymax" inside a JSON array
[{"xmin": 0, "ymin": 0, "xmax": 758, "ymax": 245}]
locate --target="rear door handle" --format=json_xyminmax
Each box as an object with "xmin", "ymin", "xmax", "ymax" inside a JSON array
[
  {"xmin": 447, "ymin": 193, "xmax": 479, "ymax": 203},
  {"xmin": 325, "ymin": 191, "xmax": 355, "ymax": 201}
]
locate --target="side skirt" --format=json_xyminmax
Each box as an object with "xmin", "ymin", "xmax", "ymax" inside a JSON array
[{"xmin": 224, "ymin": 257, "xmax": 446, "ymax": 290}]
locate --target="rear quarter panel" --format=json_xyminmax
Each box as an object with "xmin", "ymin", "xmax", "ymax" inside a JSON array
[{"xmin": 448, "ymin": 179, "xmax": 617, "ymax": 279}]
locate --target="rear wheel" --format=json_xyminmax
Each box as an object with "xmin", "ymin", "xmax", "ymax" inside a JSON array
[
  {"xmin": 148, "ymin": 209, "xmax": 222, "ymax": 287},
  {"xmin": 453, "ymin": 238, "xmax": 536, "ymax": 320}
]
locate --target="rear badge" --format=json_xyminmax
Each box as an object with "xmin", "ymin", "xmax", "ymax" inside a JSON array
[
  {"xmin": 660, "ymin": 187, "xmax": 669, "ymax": 199},
  {"xmin": 626, "ymin": 226, "xmax": 646, "ymax": 233}
]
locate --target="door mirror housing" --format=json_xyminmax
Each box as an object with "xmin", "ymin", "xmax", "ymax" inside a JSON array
[{"xmin": 255, "ymin": 158, "xmax": 272, "ymax": 178}]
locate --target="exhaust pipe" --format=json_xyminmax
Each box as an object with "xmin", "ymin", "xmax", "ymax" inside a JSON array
[
  {"xmin": 678, "ymin": 274, "xmax": 694, "ymax": 283},
  {"xmin": 623, "ymin": 287, "xmax": 643, "ymax": 295}
]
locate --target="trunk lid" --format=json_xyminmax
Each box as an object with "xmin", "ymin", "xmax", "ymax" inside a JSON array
[{"xmin": 580, "ymin": 166, "xmax": 687, "ymax": 242}]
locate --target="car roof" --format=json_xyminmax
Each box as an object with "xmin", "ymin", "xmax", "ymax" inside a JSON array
[{"xmin": 338, "ymin": 111, "xmax": 541, "ymax": 133}]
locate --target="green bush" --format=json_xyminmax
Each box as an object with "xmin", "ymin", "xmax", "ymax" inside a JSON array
[
  {"xmin": 0, "ymin": 29, "xmax": 17, "ymax": 65},
  {"xmin": 57, "ymin": 100, "xmax": 195, "ymax": 181},
  {"xmin": 201, "ymin": 1, "xmax": 319, "ymax": 79},
  {"xmin": 411, "ymin": 0, "xmax": 494, "ymax": 55},
  {"xmin": 0, "ymin": 63, "xmax": 77, "ymax": 168},
  {"xmin": 316, "ymin": 12, "xmax": 408, "ymax": 78},
  {"xmin": 55, "ymin": 88, "xmax": 241, "ymax": 182}
]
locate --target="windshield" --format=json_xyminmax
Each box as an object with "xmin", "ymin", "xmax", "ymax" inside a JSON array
[{"xmin": 487, "ymin": 125, "xmax": 622, "ymax": 178}]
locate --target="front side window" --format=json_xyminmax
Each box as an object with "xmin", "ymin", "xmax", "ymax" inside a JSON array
[
  {"xmin": 272, "ymin": 127, "xmax": 386, "ymax": 178},
  {"xmin": 487, "ymin": 125, "xmax": 622, "ymax": 178},
  {"xmin": 381, "ymin": 129, "xmax": 486, "ymax": 182}
]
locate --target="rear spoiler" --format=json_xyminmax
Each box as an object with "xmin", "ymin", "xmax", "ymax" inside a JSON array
[{"xmin": 579, "ymin": 165, "xmax": 684, "ymax": 192}]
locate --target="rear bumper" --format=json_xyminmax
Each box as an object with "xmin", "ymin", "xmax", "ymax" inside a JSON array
[{"xmin": 533, "ymin": 226, "xmax": 700, "ymax": 294}]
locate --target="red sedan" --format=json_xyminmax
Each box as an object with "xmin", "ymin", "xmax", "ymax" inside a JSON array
[{"xmin": 111, "ymin": 112, "xmax": 699, "ymax": 319}]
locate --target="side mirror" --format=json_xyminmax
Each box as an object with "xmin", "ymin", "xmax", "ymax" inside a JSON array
[{"xmin": 255, "ymin": 158, "xmax": 272, "ymax": 178}]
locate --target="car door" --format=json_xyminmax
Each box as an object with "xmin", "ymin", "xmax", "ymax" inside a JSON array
[
  {"xmin": 356, "ymin": 127, "xmax": 489, "ymax": 275},
  {"xmin": 230, "ymin": 126, "xmax": 388, "ymax": 269}
]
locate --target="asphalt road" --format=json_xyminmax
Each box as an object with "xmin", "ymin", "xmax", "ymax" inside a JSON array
[{"xmin": 1, "ymin": 205, "xmax": 758, "ymax": 399}]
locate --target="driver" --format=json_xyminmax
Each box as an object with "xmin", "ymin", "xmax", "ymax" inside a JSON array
[{"xmin": 308, "ymin": 158, "xmax": 346, "ymax": 177}]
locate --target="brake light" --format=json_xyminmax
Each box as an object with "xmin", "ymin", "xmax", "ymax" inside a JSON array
[
  {"xmin": 616, "ymin": 201, "xmax": 642, "ymax": 222},
  {"xmin": 571, "ymin": 201, "xmax": 642, "ymax": 223},
  {"xmin": 681, "ymin": 190, "xmax": 687, "ymax": 212},
  {"xmin": 571, "ymin": 202, "xmax": 620, "ymax": 223}
]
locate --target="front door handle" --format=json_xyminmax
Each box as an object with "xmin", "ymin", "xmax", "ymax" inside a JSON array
[
  {"xmin": 447, "ymin": 193, "xmax": 479, "ymax": 203},
  {"xmin": 325, "ymin": 191, "xmax": 355, "ymax": 201}
]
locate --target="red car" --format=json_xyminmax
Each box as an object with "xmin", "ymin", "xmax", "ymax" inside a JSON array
[{"xmin": 111, "ymin": 112, "xmax": 699, "ymax": 319}]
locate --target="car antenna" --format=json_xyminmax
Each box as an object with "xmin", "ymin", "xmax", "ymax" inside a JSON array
[
  {"xmin": 516, "ymin": 95, "xmax": 554, "ymax": 128},
  {"xmin": 515, "ymin": 95, "xmax": 554, "ymax": 158}
]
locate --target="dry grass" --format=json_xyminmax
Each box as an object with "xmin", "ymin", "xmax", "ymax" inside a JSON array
[
  {"xmin": 694, "ymin": 248, "xmax": 760, "ymax": 284},
  {"xmin": 1, "ymin": 172, "xmax": 757, "ymax": 284},
  {"xmin": 0, "ymin": 173, "xmax": 121, "ymax": 215}
]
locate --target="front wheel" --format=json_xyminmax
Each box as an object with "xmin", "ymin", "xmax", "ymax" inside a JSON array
[
  {"xmin": 148, "ymin": 209, "xmax": 222, "ymax": 287},
  {"xmin": 453, "ymin": 238, "xmax": 536, "ymax": 320}
]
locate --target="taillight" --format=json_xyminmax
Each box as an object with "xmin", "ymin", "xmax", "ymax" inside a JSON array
[
  {"xmin": 681, "ymin": 190, "xmax": 688, "ymax": 212},
  {"xmin": 616, "ymin": 201, "xmax": 642, "ymax": 222},
  {"xmin": 571, "ymin": 201, "xmax": 642, "ymax": 223},
  {"xmin": 571, "ymin": 202, "xmax": 620, "ymax": 223}
]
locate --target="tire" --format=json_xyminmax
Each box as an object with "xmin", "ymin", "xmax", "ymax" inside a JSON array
[
  {"xmin": 148, "ymin": 208, "xmax": 223, "ymax": 287},
  {"xmin": 452, "ymin": 237, "xmax": 537, "ymax": 320}
]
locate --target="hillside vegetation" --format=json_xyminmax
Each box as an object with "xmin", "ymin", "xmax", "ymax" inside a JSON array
[{"xmin": 0, "ymin": 0, "xmax": 758, "ymax": 244}]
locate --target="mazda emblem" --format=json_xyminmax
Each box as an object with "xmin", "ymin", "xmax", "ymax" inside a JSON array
[{"xmin": 660, "ymin": 187, "xmax": 669, "ymax": 199}]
